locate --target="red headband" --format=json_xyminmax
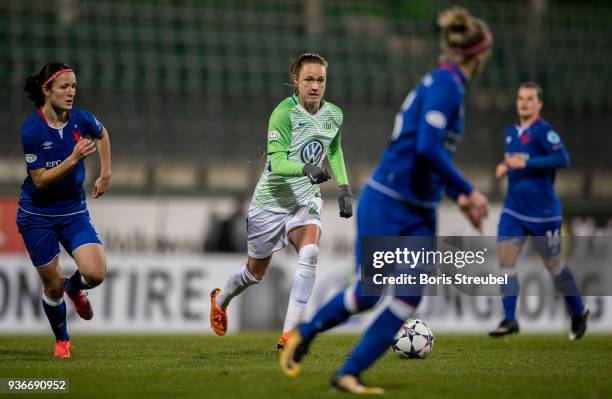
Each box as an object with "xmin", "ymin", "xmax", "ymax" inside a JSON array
[
  {"xmin": 451, "ymin": 33, "xmax": 492, "ymax": 56},
  {"xmin": 41, "ymin": 68, "xmax": 73, "ymax": 88}
]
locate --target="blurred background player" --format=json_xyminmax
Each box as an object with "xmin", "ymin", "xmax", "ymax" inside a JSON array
[
  {"xmin": 489, "ymin": 82, "xmax": 589, "ymax": 340},
  {"xmin": 203, "ymin": 193, "xmax": 249, "ymax": 253},
  {"xmin": 280, "ymin": 7, "xmax": 491, "ymax": 393},
  {"xmin": 17, "ymin": 62, "xmax": 112, "ymax": 358},
  {"xmin": 210, "ymin": 53, "xmax": 353, "ymax": 349}
]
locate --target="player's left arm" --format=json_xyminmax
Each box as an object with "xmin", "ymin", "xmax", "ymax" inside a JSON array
[
  {"xmin": 327, "ymin": 128, "xmax": 353, "ymax": 218},
  {"xmin": 81, "ymin": 111, "xmax": 112, "ymax": 198},
  {"xmin": 92, "ymin": 127, "xmax": 111, "ymax": 198},
  {"xmin": 506, "ymin": 129, "xmax": 569, "ymax": 170}
]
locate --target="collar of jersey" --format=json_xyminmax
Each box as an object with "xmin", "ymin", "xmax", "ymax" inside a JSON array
[
  {"xmin": 291, "ymin": 94, "xmax": 327, "ymax": 118},
  {"xmin": 440, "ymin": 63, "xmax": 466, "ymax": 86},
  {"xmin": 38, "ymin": 108, "xmax": 70, "ymax": 130},
  {"xmin": 515, "ymin": 116, "xmax": 541, "ymax": 135}
]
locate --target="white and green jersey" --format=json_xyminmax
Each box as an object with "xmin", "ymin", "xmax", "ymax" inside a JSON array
[{"xmin": 252, "ymin": 95, "xmax": 347, "ymax": 213}]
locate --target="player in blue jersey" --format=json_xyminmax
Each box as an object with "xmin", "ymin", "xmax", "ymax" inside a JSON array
[
  {"xmin": 489, "ymin": 82, "xmax": 588, "ymax": 340},
  {"xmin": 280, "ymin": 7, "xmax": 491, "ymax": 393},
  {"xmin": 17, "ymin": 63, "xmax": 112, "ymax": 358}
]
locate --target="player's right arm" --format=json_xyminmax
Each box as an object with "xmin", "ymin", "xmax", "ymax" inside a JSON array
[
  {"xmin": 267, "ymin": 101, "xmax": 329, "ymax": 184},
  {"xmin": 415, "ymin": 75, "xmax": 487, "ymax": 229},
  {"xmin": 415, "ymin": 74, "xmax": 473, "ymax": 197},
  {"xmin": 495, "ymin": 129, "xmax": 511, "ymax": 179},
  {"xmin": 22, "ymin": 127, "xmax": 96, "ymax": 190},
  {"xmin": 506, "ymin": 129, "xmax": 569, "ymax": 170}
]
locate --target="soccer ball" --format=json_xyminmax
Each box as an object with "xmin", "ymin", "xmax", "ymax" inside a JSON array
[{"xmin": 392, "ymin": 318, "xmax": 434, "ymax": 359}]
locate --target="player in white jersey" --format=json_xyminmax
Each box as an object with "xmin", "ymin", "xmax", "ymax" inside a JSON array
[{"xmin": 210, "ymin": 53, "xmax": 353, "ymax": 349}]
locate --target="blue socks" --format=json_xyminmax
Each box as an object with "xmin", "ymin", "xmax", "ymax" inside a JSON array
[
  {"xmin": 300, "ymin": 282, "xmax": 380, "ymax": 343},
  {"xmin": 299, "ymin": 292, "xmax": 350, "ymax": 342},
  {"xmin": 339, "ymin": 299, "xmax": 413, "ymax": 377},
  {"xmin": 64, "ymin": 270, "xmax": 84, "ymax": 296},
  {"xmin": 553, "ymin": 266, "xmax": 585, "ymax": 316},
  {"xmin": 501, "ymin": 274, "xmax": 519, "ymax": 321},
  {"xmin": 501, "ymin": 266, "xmax": 585, "ymax": 320},
  {"xmin": 42, "ymin": 295, "xmax": 69, "ymax": 341}
]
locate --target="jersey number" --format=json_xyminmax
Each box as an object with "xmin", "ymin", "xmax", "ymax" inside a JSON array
[
  {"xmin": 390, "ymin": 90, "xmax": 416, "ymax": 141},
  {"xmin": 546, "ymin": 229, "xmax": 560, "ymax": 248}
]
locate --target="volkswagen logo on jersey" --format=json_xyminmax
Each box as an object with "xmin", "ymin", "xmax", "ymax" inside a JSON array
[{"xmin": 300, "ymin": 139, "xmax": 324, "ymax": 164}]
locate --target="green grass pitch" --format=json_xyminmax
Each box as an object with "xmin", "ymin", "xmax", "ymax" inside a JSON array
[{"xmin": 0, "ymin": 333, "xmax": 610, "ymax": 398}]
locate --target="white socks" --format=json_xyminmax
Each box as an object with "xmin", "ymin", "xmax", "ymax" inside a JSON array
[
  {"xmin": 217, "ymin": 264, "xmax": 262, "ymax": 309},
  {"xmin": 217, "ymin": 242, "xmax": 319, "ymax": 333},
  {"xmin": 42, "ymin": 293, "xmax": 64, "ymax": 307},
  {"xmin": 283, "ymin": 244, "xmax": 319, "ymax": 333}
]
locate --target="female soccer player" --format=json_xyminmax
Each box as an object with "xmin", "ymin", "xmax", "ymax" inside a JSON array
[
  {"xmin": 209, "ymin": 53, "xmax": 353, "ymax": 349},
  {"xmin": 489, "ymin": 82, "xmax": 588, "ymax": 339},
  {"xmin": 280, "ymin": 7, "xmax": 491, "ymax": 393},
  {"xmin": 17, "ymin": 63, "xmax": 112, "ymax": 358}
]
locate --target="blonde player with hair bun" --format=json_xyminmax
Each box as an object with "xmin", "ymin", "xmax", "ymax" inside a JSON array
[{"xmin": 281, "ymin": 7, "xmax": 493, "ymax": 394}]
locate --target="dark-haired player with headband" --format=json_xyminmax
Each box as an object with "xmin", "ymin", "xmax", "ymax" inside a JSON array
[
  {"xmin": 281, "ymin": 7, "xmax": 492, "ymax": 393},
  {"xmin": 489, "ymin": 82, "xmax": 588, "ymax": 340},
  {"xmin": 17, "ymin": 63, "xmax": 111, "ymax": 358},
  {"xmin": 210, "ymin": 53, "xmax": 352, "ymax": 350}
]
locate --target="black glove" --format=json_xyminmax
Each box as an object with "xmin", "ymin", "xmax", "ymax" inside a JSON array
[
  {"xmin": 338, "ymin": 184, "xmax": 353, "ymax": 218},
  {"xmin": 303, "ymin": 163, "xmax": 331, "ymax": 185}
]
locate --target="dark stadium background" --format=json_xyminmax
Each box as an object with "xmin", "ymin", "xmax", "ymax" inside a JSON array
[{"xmin": 1, "ymin": 0, "xmax": 611, "ymax": 205}]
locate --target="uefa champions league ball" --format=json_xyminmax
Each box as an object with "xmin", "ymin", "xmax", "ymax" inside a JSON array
[{"xmin": 392, "ymin": 318, "xmax": 434, "ymax": 359}]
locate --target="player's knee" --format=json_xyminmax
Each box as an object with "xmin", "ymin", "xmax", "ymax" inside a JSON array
[
  {"xmin": 249, "ymin": 270, "xmax": 265, "ymax": 281},
  {"xmin": 499, "ymin": 255, "xmax": 518, "ymax": 273},
  {"xmin": 498, "ymin": 241, "xmax": 521, "ymax": 267},
  {"xmin": 247, "ymin": 266, "xmax": 266, "ymax": 282},
  {"xmin": 246, "ymin": 256, "xmax": 270, "ymax": 282},
  {"xmin": 43, "ymin": 276, "xmax": 64, "ymax": 299},
  {"xmin": 298, "ymin": 244, "xmax": 319, "ymax": 267},
  {"xmin": 82, "ymin": 270, "xmax": 105, "ymax": 287},
  {"xmin": 244, "ymin": 263, "xmax": 265, "ymax": 283},
  {"xmin": 343, "ymin": 286, "xmax": 357, "ymax": 313},
  {"xmin": 45, "ymin": 284, "xmax": 64, "ymax": 300}
]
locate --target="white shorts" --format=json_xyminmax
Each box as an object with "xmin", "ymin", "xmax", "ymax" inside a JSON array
[{"xmin": 247, "ymin": 198, "xmax": 322, "ymax": 259}]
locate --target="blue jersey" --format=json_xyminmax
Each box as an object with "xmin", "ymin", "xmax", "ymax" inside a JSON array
[
  {"xmin": 502, "ymin": 118, "xmax": 569, "ymax": 220},
  {"xmin": 370, "ymin": 63, "xmax": 472, "ymax": 209},
  {"xmin": 19, "ymin": 108, "xmax": 104, "ymax": 216}
]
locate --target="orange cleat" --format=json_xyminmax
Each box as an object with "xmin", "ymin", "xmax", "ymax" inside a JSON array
[
  {"xmin": 65, "ymin": 288, "xmax": 93, "ymax": 320},
  {"xmin": 54, "ymin": 340, "xmax": 74, "ymax": 359},
  {"xmin": 331, "ymin": 374, "xmax": 385, "ymax": 395},
  {"xmin": 279, "ymin": 329, "xmax": 308, "ymax": 378},
  {"xmin": 277, "ymin": 331, "xmax": 291, "ymax": 350},
  {"xmin": 210, "ymin": 288, "xmax": 227, "ymax": 336}
]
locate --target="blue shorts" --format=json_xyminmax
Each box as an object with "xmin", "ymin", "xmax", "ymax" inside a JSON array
[
  {"xmin": 355, "ymin": 184, "xmax": 436, "ymax": 306},
  {"xmin": 497, "ymin": 211, "xmax": 561, "ymax": 258},
  {"xmin": 16, "ymin": 209, "xmax": 102, "ymax": 267},
  {"xmin": 355, "ymin": 184, "xmax": 436, "ymax": 271}
]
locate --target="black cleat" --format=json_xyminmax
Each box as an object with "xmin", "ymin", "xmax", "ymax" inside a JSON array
[
  {"xmin": 569, "ymin": 307, "xmax": 589, "ymax": 341},
  {"xmin": 489, "ymin": 319, "xmax": 520, "ymax": 338}
]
